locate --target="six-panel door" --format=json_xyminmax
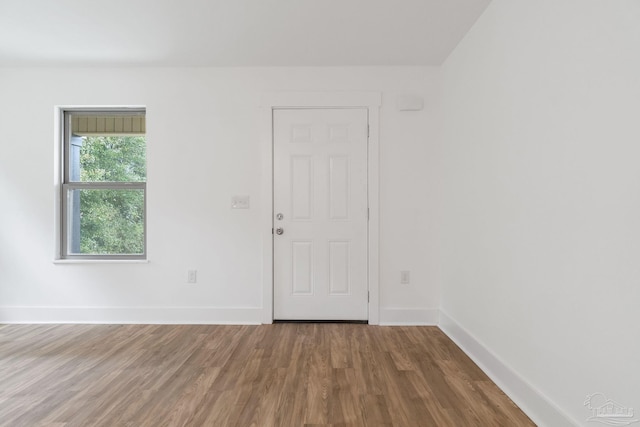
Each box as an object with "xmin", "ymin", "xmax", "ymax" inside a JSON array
[{"xmin": 273, "ymin": 108, "xmax": 369, "ymax": 320}]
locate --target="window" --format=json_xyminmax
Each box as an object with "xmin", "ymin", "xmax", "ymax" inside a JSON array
[{"xmin": 59, "ymin": 108, "xmax": 146, "ymax": 260}]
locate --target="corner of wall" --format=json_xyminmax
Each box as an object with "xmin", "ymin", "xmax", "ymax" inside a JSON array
[{"xmin": 438, "ymin": 310, "xmax": 579, "ymax": 427}]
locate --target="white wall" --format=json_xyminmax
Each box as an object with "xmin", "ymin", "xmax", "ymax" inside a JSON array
[
  {"xmin": 0, "ymin": 67, "xmax": 440, "ymax": 324},
  {"xmin": 441, "ymin": 1, "xmax": 640, "ymax": 425}
]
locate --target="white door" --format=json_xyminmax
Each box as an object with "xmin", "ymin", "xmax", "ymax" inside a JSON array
[{"xmin": 273, "ymin": 108, "xmax": 369, "ymax": 320}]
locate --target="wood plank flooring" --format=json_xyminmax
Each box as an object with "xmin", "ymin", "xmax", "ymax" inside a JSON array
[{"xmin": 0, "ymin": 323, "xmax": 535, "ymax": 426}]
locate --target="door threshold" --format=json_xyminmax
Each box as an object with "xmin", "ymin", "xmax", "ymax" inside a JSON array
[{"xmin": 273, "ymin": 319, "xmax": 368, "ymax": 324}]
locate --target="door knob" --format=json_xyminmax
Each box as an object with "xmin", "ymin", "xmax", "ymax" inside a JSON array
[{"xmin": 276, "ymin": 227, "xmax": 284, "ymax": 235}]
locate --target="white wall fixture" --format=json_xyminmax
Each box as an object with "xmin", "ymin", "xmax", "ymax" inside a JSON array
[
  {"xmin": 396, "ymin": 94, "xmax": 424, "ymax": 111},
  {"xmin": 400, "ymin": 270, "xmax": 410, "ymax": 284},
  {"xmin": 187, "ymin": 270, "xmax": 197, "ymax": 283}
]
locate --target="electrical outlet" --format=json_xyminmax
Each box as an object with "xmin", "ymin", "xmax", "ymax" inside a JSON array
[
  {"xmin": 400, "ymin": 270, "xmax": 410, "ymax": 285},
  {"xmin": 187, "ymin": 270, "xmax": 197, "ymax": 283}
]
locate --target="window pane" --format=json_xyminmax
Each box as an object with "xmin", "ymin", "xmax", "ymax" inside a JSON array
[
  {"xmin": 69, "ymin": 135, "xmax": 146, "ymax": 182},
  {"xmin": 67, "ymin": 189, "xmax": 145, "ymax": 255}
]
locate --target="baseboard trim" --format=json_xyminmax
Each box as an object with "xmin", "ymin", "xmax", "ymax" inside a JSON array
[
  {"xmin": 438, "ymin": 310, "xmax": 578, "ymax": 427},
  {"xmin": 379, "ymin": 308, "xmax": 439, "ymax": 325},
  {"xmin": 0, "ymin": 306, "xmax": 263, "ymax": 325}
]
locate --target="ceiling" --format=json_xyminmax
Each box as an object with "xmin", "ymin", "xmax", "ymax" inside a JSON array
[{"xmin": 0, "ymin": 0, "xmax": 491, "ymax": 67}]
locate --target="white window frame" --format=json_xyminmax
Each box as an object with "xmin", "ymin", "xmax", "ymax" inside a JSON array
[{"xmin": 54, "ymin": 106, "xmax": 147, "ymax": 262}]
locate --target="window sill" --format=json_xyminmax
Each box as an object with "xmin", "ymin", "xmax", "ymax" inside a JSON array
[{"xmin": 53, "ymin": 259, "xmax": 149, "ymax": 264}]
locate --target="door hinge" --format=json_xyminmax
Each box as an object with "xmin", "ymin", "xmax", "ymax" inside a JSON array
[
  {"xmin": 272, "ymin": 228, "xmax": 274, "ymax": 235},
  {"xmin": 367, "ymin": 124, "xmax": 370, "ymax": 138},
  {"xmin": 367, "ymin": 208, "xmax": 370, "ymax": 220},
  {"xmin": 367, "ymin": 291, "xmax": 370, "ymax": 302}
]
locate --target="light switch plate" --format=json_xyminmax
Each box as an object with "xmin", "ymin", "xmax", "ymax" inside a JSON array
[
  {"xmin": 231, "ymin": 195, "xmax": 250, "ymax": 209},
  {"xmin": 187, "ymin": 270, "xmax": 197, "ymax": 283}
]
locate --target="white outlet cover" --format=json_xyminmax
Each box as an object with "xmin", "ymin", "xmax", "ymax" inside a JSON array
[
  {"xmin": 231, "ymin": 195, "xmax": 250, "ymax": 209},
  {"xmin": 187, "ymin": 270, "xmax": 197, "ymax": 283},
  {"xmin": 400, "ymin": 271, "xmax": 411, "ymax": 284}
]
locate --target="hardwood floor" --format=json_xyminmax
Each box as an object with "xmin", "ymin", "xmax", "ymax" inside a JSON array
[{"xmin": 0, "ymin": 323, "xmax": 535, "ymax": 426}]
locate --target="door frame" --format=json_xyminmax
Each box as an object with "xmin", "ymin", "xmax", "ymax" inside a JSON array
[{"xmin": 260, "ymin": 92, "xmax": 381, "ymax": 324}]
